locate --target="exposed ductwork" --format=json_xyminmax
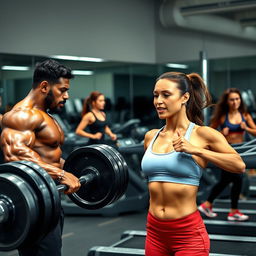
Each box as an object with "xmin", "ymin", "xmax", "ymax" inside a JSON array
[
  {"xmin": 160, "ymin": 0, "xmax": 256, "ymax": 41},
  {"xmin": 179, "ymin": 0, "xmax": 256, "ymax": 16}
]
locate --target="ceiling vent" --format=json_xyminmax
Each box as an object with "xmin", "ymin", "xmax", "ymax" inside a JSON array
[{"xmin": 160, "ymin": 0, "xmax": 256, "ymax": 41}]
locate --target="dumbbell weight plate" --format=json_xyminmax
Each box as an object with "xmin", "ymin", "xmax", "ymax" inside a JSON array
[
  {"xmin": 90, "ymin": 145, "xmax": 122, "ymax": 204},
  {"xmin": 94, "ymin": 144, "xmax": 128, "ymax": 202},
  {"xmin": 98, "ymin": 144, "xmax": 129, "ymax": 199},
  {"xmin": 0, "ymin": 173, "xmax": 38, "ymax": 251},
  {"xmin": 18, "ymin": 161, "xmax": 61, "ymax": 234},
  {"xmin": 0, "ymin": 162, "xmax": 51, "ymax": 248},
  {"xmin": 63, "ymin": 146, "xmax": 120, "ymax": 209}
]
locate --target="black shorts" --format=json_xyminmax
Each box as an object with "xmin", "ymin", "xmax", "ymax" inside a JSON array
[{"xmin": 19, "ymin": 208, "xmax": 65, "ymax": 256}]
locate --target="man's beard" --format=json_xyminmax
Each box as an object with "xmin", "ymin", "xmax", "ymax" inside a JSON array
[{"xmin": 45, "ymin": 89, "xmax": 66, "ymax": 114}]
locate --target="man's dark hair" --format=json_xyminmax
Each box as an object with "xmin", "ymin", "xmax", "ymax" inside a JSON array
[{"xmin": 32, "ymin": 59, "xmax": 74, "ymax": 88}]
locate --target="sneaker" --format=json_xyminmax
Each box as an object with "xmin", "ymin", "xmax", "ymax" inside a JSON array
[
  {"xmin": 227, "ymin": 210, "xmax": 249, "ymax": 221},
  {"xmin": 198, "ymin": 203, "xmax": 217, "ymax": 218}
]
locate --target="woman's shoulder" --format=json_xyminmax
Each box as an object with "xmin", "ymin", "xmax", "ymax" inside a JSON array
[
  {"xmin": 194, "ymin": 125, "xmax": 222, "ymax": 141},
  {"xmin": 82, "ymin": 112, "xmax": 95, "ymax": 121},
  {"xmin": 144, "ymin": 129, "xmax": 159, "ymax": 148},
  {"xmin": 144, "ymin": 129, "xmax": 159, "ymax": 140},
  {"xmin": 243, "ymin": 112, "xmax": 251, "ymax": 119}
]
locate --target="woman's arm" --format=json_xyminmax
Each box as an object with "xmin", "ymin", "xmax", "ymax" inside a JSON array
[
  {"xmin": 173, "ymin": 127, "xmax": 245, "ymax": 173},
  {"xmin": 242, "ymin": 113, "xmax": 256, "ymax": 136},
  {"xmin": 75, "ymin": 113, "xmax": 101, "ymax": 139},
  {"xmin": 210, "ymin": 115, "xmax": 229, "ymax": 135},
  {"xmin": 104, "ymin": 126, "xmax": 117, "ymax": 140}
]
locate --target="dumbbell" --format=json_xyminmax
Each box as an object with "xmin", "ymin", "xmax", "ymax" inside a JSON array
[{"xmin": 0, "ymin": 144, "xmax": 129, "ymax": 251}]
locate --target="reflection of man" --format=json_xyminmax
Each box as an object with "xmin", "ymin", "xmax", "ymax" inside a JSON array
[{"xmin": 1, "ymin": 59, "xmax": 80, "ymax": 256}]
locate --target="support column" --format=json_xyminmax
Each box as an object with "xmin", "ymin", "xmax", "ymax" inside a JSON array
[{"xmin": 200, "ymin": 51, "xmax": 210, "ymax": 125}]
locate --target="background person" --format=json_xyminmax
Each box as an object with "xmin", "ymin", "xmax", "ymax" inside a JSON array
[
  {"xmin": 199, "ymin": 88, "xmax": 256, "ymax": 221},
  {"xmin": 75, "ymin": 91, "xmax": 117, "ymax": 145}
]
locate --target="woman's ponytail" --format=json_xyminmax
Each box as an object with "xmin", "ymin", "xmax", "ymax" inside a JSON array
[
  {"xmin": 81, "ymin": 97, "xmax": 91, "ymax": 117},
  {"xmin": 186, "ymin": 73, "xmax": 212, "ymax": 125}
]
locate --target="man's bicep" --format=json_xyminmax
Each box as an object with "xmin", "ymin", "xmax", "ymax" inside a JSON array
[{"xmin": 1, "ymin": 128, "xmax": 40, "ymax": 161}]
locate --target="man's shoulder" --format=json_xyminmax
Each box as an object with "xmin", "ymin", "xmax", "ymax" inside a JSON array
[{"xmin": 2, "ymin": 107, "xmax": 44, "ymax": 131}]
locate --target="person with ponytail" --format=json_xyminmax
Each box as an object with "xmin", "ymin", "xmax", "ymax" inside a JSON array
[
  {"xmin": 75, "ymin": 91, "xmax": 117, "ymax": 145},
  {"xmin": 199, "ymin": 88, "xmax": 256, "ymax": 221},
  {"xmin": 141, "ymin": 72, "xmax": 245, "ymax": 256}
]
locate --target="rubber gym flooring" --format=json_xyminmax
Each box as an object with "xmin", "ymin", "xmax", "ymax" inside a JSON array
[
  {"xmin": 0, "ymin": 210, "xmax": 148, "ymax": 256},
  {"xmin": 1, "ymin": 203, "xmax": 255, "ymax": 256}
]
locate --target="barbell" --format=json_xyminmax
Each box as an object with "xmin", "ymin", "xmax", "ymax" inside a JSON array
[{"xmin": 0, "ymin": 144, "xmax": 129, "ymax": 251}]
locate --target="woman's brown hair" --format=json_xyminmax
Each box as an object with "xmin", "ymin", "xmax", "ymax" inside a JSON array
[
  {"xmin": 82, "ymin": 91, "xmax": 103, "ymax": 116},
  {"xmin": 157, "ymin": 72, "xmax": 212, "ymax": 125}
]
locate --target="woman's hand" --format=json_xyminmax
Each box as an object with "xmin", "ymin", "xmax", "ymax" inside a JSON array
[
  {"xmin": 93, "ymin": 132, "xmax": 103, "ymax": 140},
  {"xmin": 240, "ymin": 121, "xmax": 247, "ymax": 130},
  {"xmin": 172, "ymin": 130, "xmax": 198, "ymax": 154},
  {"xmin": 110, "ymin": 133, "xmax": 117, "ymax": 141}
]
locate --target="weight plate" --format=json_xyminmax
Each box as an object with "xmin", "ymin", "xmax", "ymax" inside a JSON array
[
  {"xmin": 99, "ymin": 145, "xmax": 129, "ymax": 199},
  {"xmin": 7, "ymin": 161, "xmax": 53, "ymax": 245},
  {"xmin": 64, "ymin": 146, "xmax": 119, "ymax": 209},
  {"xmin": 0, "ymin": 173, "xmax": 38, "ymax": 251},
  {"xmin": 18, "ymin": 161, "xmax": 61, "ymax": 233},
  {"xmin": 90, "ymin": 144, "xmax": 122, "ymax": 204}
]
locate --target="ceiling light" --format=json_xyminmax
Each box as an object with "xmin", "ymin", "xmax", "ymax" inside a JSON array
[
  {"xmin": 1, "ymin": 65, "xmax": 30, "ymax": 71},
  {"xmin": 166, "ymin": 63, "xmax": 188, "ymax": 69},
  {"xmin": 50, "ymin": 55, "xmax": 104, "ymax": 62},
  {"xmin": 72, "ymin": 70, "xmax": 94, "ymax": 76}
]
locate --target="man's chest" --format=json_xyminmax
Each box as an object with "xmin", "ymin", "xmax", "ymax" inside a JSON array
[{"xmin": 35, "ymin": 116, "xmax": 65, "ymax": 147}]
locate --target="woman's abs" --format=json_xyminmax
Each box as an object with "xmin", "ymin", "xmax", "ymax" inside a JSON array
[
  {"xmin": 225, "ymin": 132, "xmax": 244, "ymax": 144},
  {"xmin": 148, "ymin": 182, "xmax": 198, "ymax": 219}
]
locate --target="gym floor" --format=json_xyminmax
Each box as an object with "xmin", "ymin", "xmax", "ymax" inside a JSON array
[{"xmin": 0, "ymin": 210, "xmax": 148, "ymax": 256}]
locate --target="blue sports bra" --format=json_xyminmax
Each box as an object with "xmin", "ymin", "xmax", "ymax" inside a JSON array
[
  {"xmin": 220, "ymin": 112, "xmax": 245, "ymax": 133},
  {"xmin": 141, "ymin": 122, "xmax": 203, "ymax": 186}
]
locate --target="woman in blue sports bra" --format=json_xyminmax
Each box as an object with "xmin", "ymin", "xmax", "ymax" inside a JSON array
[
  {"xmin": 141, "ymin": 73, "xmax": 245, "ymax": 256},
  {"xmin": 199, "ymin": 88, "xmax": 256, "ymax": 221},
  {"xmin": 75, "ymin": 91, "xmax": 117, "ymax": 145},
  {"xmin": 210, "ymin": 88, "xmax": 256, "ymax": 144}
]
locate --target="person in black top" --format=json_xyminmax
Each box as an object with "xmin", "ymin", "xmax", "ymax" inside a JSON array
[{"xmin": 75, "ymin": 91, "xmax": 117, "ymax": 144}]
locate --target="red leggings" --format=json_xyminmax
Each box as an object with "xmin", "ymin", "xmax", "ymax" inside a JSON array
[{"xmin": 145, "ymin": 210, "xmax": 210, "ymax": 256}]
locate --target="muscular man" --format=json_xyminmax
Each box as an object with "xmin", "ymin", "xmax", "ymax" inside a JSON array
[{"xmin": 1, "ymin": 59, "xmax": 80, "ymax": 256}]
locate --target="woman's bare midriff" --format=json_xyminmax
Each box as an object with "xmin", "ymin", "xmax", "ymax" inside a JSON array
[
  {"xmin": 148, "ymin": 181, "xmax": 198, "ymax": 219},
  {"xmin": 225, "ymin": 132, "xmax": 244, "ymax": 144}
]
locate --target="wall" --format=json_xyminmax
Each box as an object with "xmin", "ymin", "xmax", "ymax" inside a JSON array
[
  {"xmin": 1, "ymin": 0, "xmax": 256, "ymax": 64},
  {"xmin": 0, "ymin": 0, "xmax": 156, "ymax": 64},
  {"xmin": 70, "ymin": 72, "xmax": 113, "ymax": 101}
]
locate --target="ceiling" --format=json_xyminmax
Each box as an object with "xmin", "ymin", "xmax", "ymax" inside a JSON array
[
  {"xmin": 178, "ymin": 0, "xmax": 256, "ymax": 27},
  {"xmin": 1, "ymin": 1, "xmax": 256, "ymax": 74},
  {"xmin": 160, "ymin": 0, "xmax": 256, "ymax": 41}
]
